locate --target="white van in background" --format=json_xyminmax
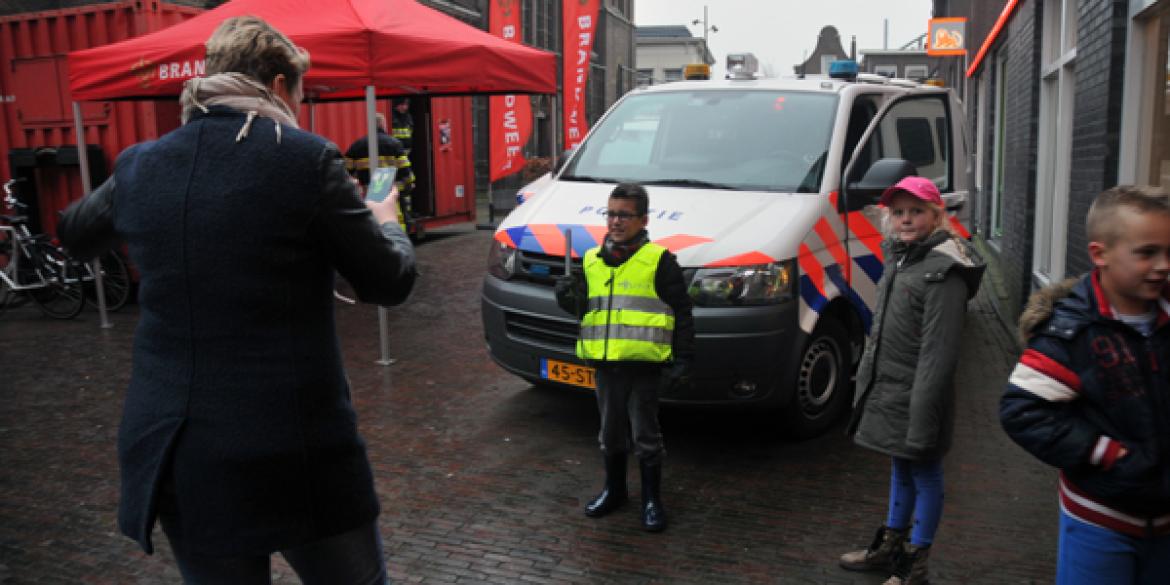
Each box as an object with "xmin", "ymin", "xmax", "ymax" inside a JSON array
[{"xmin": 481, "ymin": 65, "xmax": 970, "ymax": 437}]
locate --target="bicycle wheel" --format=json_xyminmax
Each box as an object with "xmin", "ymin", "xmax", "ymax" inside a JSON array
[
  {"xmin": 29, "ymin": 244, "xmax": 85, "ymax": 319},
  {"xmin": 85, "ymin": 250, "xmax": 132, "ymax": 311},
  {"xmin": 0, "ymin": 233, "xmax": 29, "ymax": 312}
]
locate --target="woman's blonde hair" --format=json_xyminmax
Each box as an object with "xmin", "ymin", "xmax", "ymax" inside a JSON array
[
  {"xmin": 879, "ymin": 193, "xmax": 951, "ymax": 240},
  {"xmin": 204, "ymin": 16, "xmax": 309, "ymax": 87}
]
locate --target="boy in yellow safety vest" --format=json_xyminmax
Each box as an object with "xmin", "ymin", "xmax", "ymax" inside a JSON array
[{"xmin": 555, "ymin": 183, "xmax": 695, "ymax": 532}]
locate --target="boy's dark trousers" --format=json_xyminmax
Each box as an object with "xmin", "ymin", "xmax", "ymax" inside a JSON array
[
  {"xmin": 596, "ymin": 364, "xmax": 664, "ymax": 462},
  {"xmin": 588, "ymin": 363, "xmax": 667, "ymax": 531}
]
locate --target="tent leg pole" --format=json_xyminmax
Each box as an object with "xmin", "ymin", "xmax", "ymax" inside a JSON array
[
  {"xmin": 366, "ymin": 87, "xmax": 395, "ymax": 367},
  {"xmin": 550, "ymin": 95, "xmax": 559, "ymax": 167},
  {"xmin": 74, "ymin": 101, "xmax": 111, "ymax": 329}
]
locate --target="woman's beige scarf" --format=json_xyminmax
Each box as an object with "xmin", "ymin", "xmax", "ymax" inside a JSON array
[{"xmin": 180, "ymin": 72, "xmax": 298, "ymax": 143}]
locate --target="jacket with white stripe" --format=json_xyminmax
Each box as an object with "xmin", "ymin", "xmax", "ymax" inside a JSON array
[{"xmin": 1000, "ymin": 272, "xmax": 1170, "ymax": 537}]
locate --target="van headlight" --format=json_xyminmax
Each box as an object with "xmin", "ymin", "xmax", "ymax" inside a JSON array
[
  {"xmin": 487, "ymin": 240, "xmax": 519, "ymax": 280},
  {"xmin": 687, "ymin": 260, "xmax": 795, "ymax": 306}
]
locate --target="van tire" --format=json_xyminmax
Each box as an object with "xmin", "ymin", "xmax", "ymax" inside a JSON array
[{"xmin": 782, "ymin": 318, "xmax": 851, "ymax": 439}]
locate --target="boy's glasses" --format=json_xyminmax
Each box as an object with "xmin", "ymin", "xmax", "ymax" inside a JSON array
[{"xmin": 605, "ymin": 211, "xmax": 643, "ymax": 221}]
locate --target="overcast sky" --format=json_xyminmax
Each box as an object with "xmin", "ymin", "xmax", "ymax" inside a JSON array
[{"xmin": 634, "ymin": 1, "xmax": 934, "ymax": 78}]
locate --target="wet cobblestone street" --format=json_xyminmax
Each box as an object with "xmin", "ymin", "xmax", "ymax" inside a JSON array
[{"xmin": 1, "ymin": 227, "xmax": 1057, "ymax": 584}]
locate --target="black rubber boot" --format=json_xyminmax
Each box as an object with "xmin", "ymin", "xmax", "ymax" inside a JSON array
[
  {"xmin": 639, "ymin": 460, "xmax": 666, "ymax": 532},
  {"xmin": 584, "ymin": 452, "xmax": 628, "ymax": 518}
]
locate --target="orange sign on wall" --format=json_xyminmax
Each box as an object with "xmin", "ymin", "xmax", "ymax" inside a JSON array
[{"xmin": 927, "ymin": 17, "xmax": 967, "ymax": 56}]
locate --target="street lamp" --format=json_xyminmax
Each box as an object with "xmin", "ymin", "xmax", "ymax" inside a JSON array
[{"xmin": 691, "ymin": 5, "xmax": 718, "ymax": 51}]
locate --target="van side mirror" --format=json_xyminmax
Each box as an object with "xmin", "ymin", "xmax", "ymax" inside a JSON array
[{"xmin": 844, "ymin": 158, "xmax": 917, "ymax": 209}]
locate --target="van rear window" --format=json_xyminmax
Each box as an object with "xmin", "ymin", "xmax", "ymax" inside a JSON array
[{"xmin": 561, "ymin": 90, "xmax": 838, "ymax": 193}]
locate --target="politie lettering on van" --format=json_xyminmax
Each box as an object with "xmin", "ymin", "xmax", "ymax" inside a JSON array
[{"xmin": 482, "ymin": 59, "xmax": 970, "ymax": 437}]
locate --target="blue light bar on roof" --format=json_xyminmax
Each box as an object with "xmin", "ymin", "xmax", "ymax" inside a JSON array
[{"xmin": 829, "ymin": 60, "xmax": 859, "ymax": 80}]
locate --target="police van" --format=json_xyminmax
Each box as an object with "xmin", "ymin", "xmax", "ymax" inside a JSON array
[{"xmin": 481, "ymin": 59, "xmax": 970, "ymax": 437}]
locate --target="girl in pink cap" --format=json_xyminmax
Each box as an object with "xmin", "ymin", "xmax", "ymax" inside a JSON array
[{"xmin": 838, "ymin": 176, "xmax": 985, "ymax": 585}]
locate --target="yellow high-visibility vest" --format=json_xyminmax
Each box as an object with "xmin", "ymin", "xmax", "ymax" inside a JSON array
[{"xmin": 577, "ymin": 242, "xmax": 674, "ymax": 362}]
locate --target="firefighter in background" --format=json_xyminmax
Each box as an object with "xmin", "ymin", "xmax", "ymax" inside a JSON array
[
  {"xmin": 391, "ymin": 97, "xmax": 416, "ymax": 217},
  {"xmin": 344, "ymin": 113, "xmax": 407, "ymax": 228}
]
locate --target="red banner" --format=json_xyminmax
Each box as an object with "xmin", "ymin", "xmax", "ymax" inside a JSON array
[
  {"xmin": 563, "ymin": 0, "xmax": 599, "ymax": 151},
  {"xmin": 489, "ymin": 0, "xmax": 533, "ymax": 181}
]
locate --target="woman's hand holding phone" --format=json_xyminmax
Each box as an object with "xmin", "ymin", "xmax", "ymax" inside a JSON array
[{"xmin": 366, "ymin": 184, "xmax": 400, "ymax": 226}]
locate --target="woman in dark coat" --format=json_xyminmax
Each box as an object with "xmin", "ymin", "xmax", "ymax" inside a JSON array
[{"xmin": 58, "ymin": 16, "xmax": 414, "ymax": 584}]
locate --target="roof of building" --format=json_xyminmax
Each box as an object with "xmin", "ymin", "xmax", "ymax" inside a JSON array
[
  {"xmin": 636, "ymin": 25, "xmax": 695, "ymax": 38},
  {"xmin": 859, "ymin": 49, "xmax": 928, "ymax": 56}
]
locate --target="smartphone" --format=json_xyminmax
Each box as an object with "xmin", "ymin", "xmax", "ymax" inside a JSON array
[{"xmin": 365, "ymin": 167, "xmax": 397, "ymax": 203}]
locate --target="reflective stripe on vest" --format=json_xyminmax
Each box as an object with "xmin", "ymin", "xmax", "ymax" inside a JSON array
[
  {"xmin": 576, "ymin": 242, "xmax": 674, "ymax": 362},
  {"xmin": 347, "ymin": 155, "xmax": 401, "ymax": 171}
]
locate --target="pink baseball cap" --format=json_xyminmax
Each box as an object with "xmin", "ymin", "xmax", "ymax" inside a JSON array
[{"xmin": 880, "ymin": 176, "xmax": 943, "ymax": 206}]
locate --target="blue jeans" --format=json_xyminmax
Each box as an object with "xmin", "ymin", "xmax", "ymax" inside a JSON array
[
  {"xmin": 161, "ymin": 518, "xmax": 388, "ymax": 585},
  {"xmin": 1057, "ymin": 509, "xmax": 1170, "ymax": 585},
  {"xmin": 886, "ymin": 457, "xmax": 944, "ymax": 547}
]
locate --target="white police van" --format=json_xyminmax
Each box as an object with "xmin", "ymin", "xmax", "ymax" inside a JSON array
[{"xmin": 481, "ymin": 59, "xmax": 970, "ymax": 437}]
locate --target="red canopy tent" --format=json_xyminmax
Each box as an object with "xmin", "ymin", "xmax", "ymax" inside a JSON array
[
  {"xmin": 65, "ymin": 0, "xmax": 557, "ymax": 353},
  {"xmin": 67, "ymin": 0, "xmax": 558, "ymax": 100}
]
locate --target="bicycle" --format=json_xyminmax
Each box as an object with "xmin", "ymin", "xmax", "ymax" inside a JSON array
[
  {"xmin": 1, "ymin": 178, "xmax": 133, "ymax": 318},
  {"xmin": 1, "ymin": 185, "xmax": 85, "ymax": 319}
]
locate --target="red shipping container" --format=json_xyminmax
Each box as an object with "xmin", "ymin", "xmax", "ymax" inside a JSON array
[{"xmin": 1, "ymin": 0, "xmax": 203, "ymax": 236}]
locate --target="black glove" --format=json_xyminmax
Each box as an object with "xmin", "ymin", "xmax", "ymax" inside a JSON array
[
  {"xmin": 554, "ymin": 274, "xmax": 585, "ymax": 317},
  {"xmin": 659, "ymin": 360, "xmax": 692, "ymax": 395}
]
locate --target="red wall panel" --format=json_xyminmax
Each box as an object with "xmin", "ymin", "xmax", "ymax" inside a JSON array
[{"xmin": 0, "ymin": 1, "xmax": 202, "ymax": 235}]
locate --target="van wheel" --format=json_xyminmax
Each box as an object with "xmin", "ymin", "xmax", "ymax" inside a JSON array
[{"xmin": 782, "ymin": 318, "xmax": 851, "ymax": 439}]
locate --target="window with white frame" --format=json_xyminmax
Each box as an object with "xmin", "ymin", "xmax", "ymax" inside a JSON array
[
  {"xmin": 636, "ymin": 69, "xmax": 653, "ymax": 87},
  {"xmin": 904, "ymin": 64, "xmax": 929, "ymax": 79},
  {"xmin": 1119, "ymin": 1, "xmax": 1169, "ymax": 185},
  {"xmin": 1034, "ymin": 0, "xmax": 1077, "ymax": 286},
  {"xmin": 873, "ymin": 64, "xmax": 897, "ymax": 77},
  {"xmin": 664, "ymin": 68, "xmax": 683, "ymax": 82},
  {"xmin": 974, "ymin": 76, "xmax": 987, "ymax": 235},
  {"xmin": 990, "ymin": 54, "xmax": 1007, "ymax": 240},
  {"xmin": 1148, "ymin": 4, "xmax": 1170, "ymax": 187}
]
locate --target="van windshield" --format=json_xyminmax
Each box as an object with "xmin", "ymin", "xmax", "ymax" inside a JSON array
[{"xmin": 562, "ymin": 90, "xmax": 837, "ymax": 193}]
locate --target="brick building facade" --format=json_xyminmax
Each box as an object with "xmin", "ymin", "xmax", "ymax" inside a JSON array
[{"xmin": 935, "ymin": 0, "xmax": 1169, "ymax": 318}]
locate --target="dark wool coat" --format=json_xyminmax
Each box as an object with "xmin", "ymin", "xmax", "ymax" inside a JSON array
[
  {"xmin": 1001, "ymin": 274, "xmax": 1170, "ymax": 528},
  {"xmin": 58, "ymin": 107, "xmax": 416, "ymax": 556},
  {"xmin": 849, "ymin": 231, "xmax": 985, "ymax": 460}
]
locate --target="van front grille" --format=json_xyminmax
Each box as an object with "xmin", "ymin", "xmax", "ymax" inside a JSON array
[
  {"xmin": 517, "ymin": 250, "xmax": 583, "ymax": 285},
  {"xmin": 504, "ymin": 311, "xmax": 579, "ymax": 352}
]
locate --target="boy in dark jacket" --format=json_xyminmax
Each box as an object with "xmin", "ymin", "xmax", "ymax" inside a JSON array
[
  {"xmin": 554, "ymin": 182, "xmax": 695, "ymax": 532},
  {"xmin": 1001, "ymin": 185, "xmax": 1170, "ymax": 584}
]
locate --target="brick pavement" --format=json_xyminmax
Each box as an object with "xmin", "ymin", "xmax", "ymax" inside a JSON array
[{"xmin": 0, "ymin": 227, "xmax": 1056, "ymax": 584}]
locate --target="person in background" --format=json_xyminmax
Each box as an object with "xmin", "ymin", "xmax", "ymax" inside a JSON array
[
  {"xmin": 344, "ymin": 112, "xmax": 405, "ymax": 190},
  {"xmin": 555, "ymin": 182, "xmax": 694, "ymax": 533},
  {"xmin": 57, "ymin": 15, "xmax": 414, "ymax": 584},
  {"xmin": 390, "ymin": 97, "xmax": 417, "ymax": 218},
  {"xmin": 345, "ymin": 112, "xmax": 407, "ymax": 229},
  {"xmin": 841, "ymin": 176, "xmax": 984, "ymax": 585},
  {"xmin": 1001, "ymin": 185, "xmax": 1170, "ymax": 585}
]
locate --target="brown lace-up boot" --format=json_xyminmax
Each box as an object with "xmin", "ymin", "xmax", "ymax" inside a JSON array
[
  {"xmin": 839, "ymin": 526, "xmax": 908, "ymax": 572},
  {"xmin": 882, "ymin": 542, "xmax": 931, "ymax": 585}
]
